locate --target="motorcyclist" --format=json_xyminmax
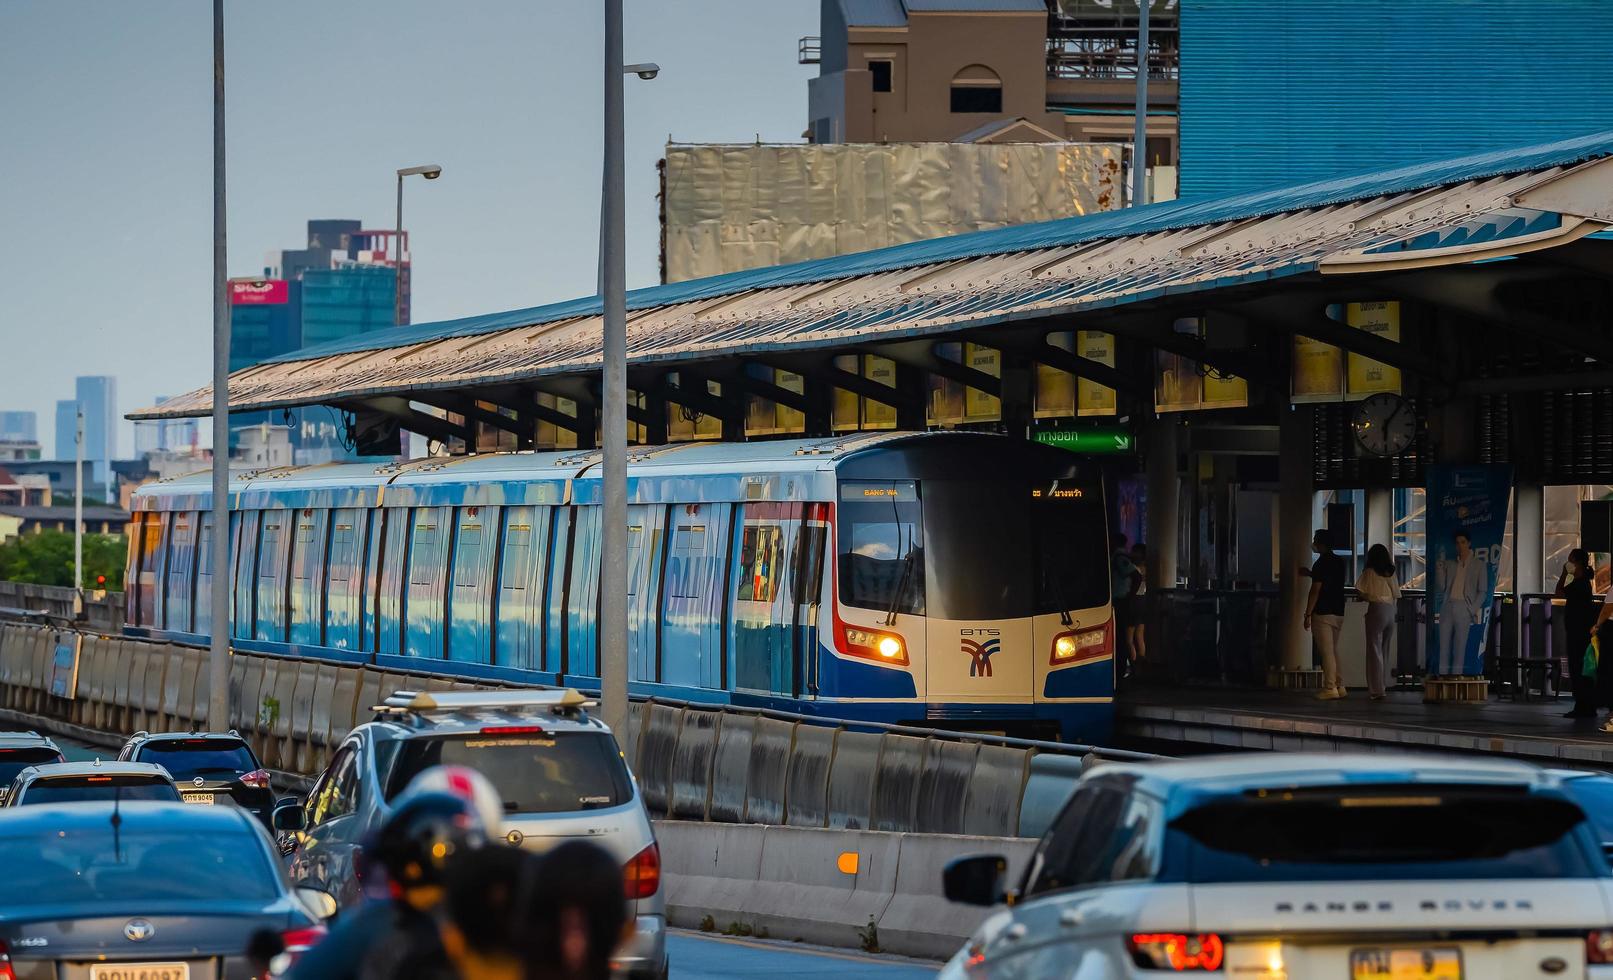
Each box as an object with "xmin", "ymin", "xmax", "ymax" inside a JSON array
[{"xmin": 280, "ymin": 765, "xmax": 504, "ymax": 980}]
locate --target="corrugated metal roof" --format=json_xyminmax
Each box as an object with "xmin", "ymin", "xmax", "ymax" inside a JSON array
[
  {"xmin": 1178, "ymin": 0, "xmax": 1613, "ymax": 198},
  {"xmin": 840, "ymin": 0, "xmax": 906, "ymax": 26},
  {"xmin": 904, "ymin": 0, "xmax": 1045, "ymax": 11},
  {"xmin": 133, "ymin": 132, "xmax": 1613, "ymax": 421}
]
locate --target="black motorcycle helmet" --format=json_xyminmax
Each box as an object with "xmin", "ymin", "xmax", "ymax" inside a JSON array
[{"xmin": 364, "ymin": 788, "xmax": 490, "ymax": 890}]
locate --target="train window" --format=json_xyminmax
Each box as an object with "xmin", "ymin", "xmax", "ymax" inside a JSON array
[
  {"xmin": 791, "ymin": 524, "xmax": 825, "ymax": 606},
  {"xmin": 837, "ymin": 481, "xmax": 924, "ymax": 615},
  {"xmin": 259, "ymin": 522, "xmax": 281, "ymax": 580},
  {"xmin": 410, "ymin": 519, "xmax": 440, "ymax": 585},
  {"xmin": 738, "ymin": 525, "xmax": 783, "ymax": 602},
  {"xmin": 669, "ymin": 525, "xmax": 707, "ymax": 599},
  {"xmin": 1034, "ymin": 484, "xmax": 1109, "ymax": 616},
  {"xmin": 197, "ymin": 519, "xmax": 213, "ymax": 575},
  {"xmin": 502, "ymin": 524, "xmax": 531, "ymax": 591},
  {"xmin": 455, "ymin": 524, "xmax": 483, "ymax": 589}
]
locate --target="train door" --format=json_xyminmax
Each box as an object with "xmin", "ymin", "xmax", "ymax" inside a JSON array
[
  {"xmin": 787, "ymin": 505, "xmax": 828, "ymax": 698},
  {"xmin": 728, "ymin": 502, "xmax": 799, "ymax": 696},
  {"xmin": 288, "ymin": 508, "xmax": 329, "ymax": 647},
  {"xmin": 254, "ymin": 510, "xmax": 290, "ymax": 642},
  {"xmin": 543, "ymin": 507, "xmax": 572, "ymax": 674},
  {"xmin": 660, "ymin": 504, "xmax": 728, "ymax": 690},
  {"xmin": 625, "ymin": 504, "xmax": 666, "ymax": 683},
  {"xmin": 564, "ymin": 506, "xmax": 601, "ymax": 677},
  {"xmin": 447, "ymin": 505, "xmax": 497, "ymax": 664},
  {"xmin": 325, "ymin": 508, "xmax": 365, "ymax": 651},
  {"xmin": 232, "ymin": 511, "xmax": 259, "ymax": 642},
  {"xmin": 194, "ymin": 514, "xmax": 216, "ymax": 637},
  {"xmin": 131, "ymin": 513, "xmax": 162, "ymax": 627},
  {"xmin": 404, "ymin": 506, "xmax": 449, "ymax": 659},
  {"xmin": 377, "ymin": 507, "xmax": 409, "ymax": 655},
  {"xmin": 494, "ymin": 505, "xmax": 548, "ymax": 671},
  {"xmin": 163, "ymin": 511, "xmax": 196, "ymax": 633}
]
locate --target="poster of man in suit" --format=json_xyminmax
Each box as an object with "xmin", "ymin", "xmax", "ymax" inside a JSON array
[{"xmin": 1426, "ymin": 465, "xmax": 1512, "ymax": 677}]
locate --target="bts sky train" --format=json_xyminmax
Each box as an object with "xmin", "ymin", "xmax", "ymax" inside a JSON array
[{"xmin": 125, "ymin": 431, "xmax": 1115, "ymax": 741}]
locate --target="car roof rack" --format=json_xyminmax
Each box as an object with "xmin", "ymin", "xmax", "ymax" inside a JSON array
[{"xmin": 375, "ymin": 688, "xmax": 596, "ymax": 720}]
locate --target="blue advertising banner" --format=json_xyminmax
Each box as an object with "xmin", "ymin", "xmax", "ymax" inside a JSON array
[{"xmin": 1426, "ymin": 465, "xmax": 1512, "ymax": 677}]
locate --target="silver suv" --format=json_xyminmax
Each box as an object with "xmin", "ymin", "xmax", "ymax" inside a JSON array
[{"xmin": 287, "ymin": 689, "xmax": 666, "ymax": 980}]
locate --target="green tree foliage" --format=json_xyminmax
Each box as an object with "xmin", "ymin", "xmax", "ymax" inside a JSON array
[{"xmin": 0, "ymin": 531, "xmax": 126, "ymax": 590}]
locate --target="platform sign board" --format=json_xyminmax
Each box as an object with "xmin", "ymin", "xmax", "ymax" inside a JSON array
[
  {"xmin": 1425, "ymin": 464, "xmax": 1512, "ymax": 678},
  {"xmin": 1034, "ymin": 428, "xmax": 1134, "ymax": 455},
  {"xmin": 49, "ymin": 631, "xmax": 80, "ymax": 700},
  {"xmin": 1291, "ymin": 301, "xmax": 1403, "ymax": 402}
]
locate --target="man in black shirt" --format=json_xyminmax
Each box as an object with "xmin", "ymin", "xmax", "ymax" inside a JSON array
[{"xmin": 1303, "ymin": 528, "xmax": 1347, "ymax": 699}]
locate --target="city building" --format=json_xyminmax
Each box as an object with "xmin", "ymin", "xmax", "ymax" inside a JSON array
[
  {"xmin": 1176, "ymin": 0, "xmax": 1613, "ymax": 197},
  {"xmin": 52, "ymin": 377, "xmax": 116, "ymax": 499},
  {"xmin": 0, "ymin": 412, "xmax": 36, "ymax": 442},
  {"xmin": 804, "ymin": 0, "xmax": 1176, "ymax": 171},
  {"xmin": 132, "ymin": 397, "xmax": 200, "ymax": 457},
  {"xmin": 226, "ymin": 218, "xmax": 405, "ymax": 464},
  {"xmin": 4, "ymin": 459, "xmax": 97, "ymax": 502},
  {"xmin": 0, "ymin": 504, "xmax": 128, "ymax": 543},
  {"xmin": 0, "ymin": 439, "xmax": 42, "ymax": 462},
  {"xmin": 0, "ymin": 466, "xmax": 50, "ymax": 508}
]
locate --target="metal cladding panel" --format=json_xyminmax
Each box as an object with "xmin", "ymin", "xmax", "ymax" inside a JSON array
[{"xmin": 1179, "ymin": 0, "xmax": 1613, "ymax": 198}]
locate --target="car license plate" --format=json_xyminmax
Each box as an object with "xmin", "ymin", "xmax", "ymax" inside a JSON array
[
  {"xmin": 1350, "ymin": 947, "xmax": 1462, "ymax": 979},
  {"xmin": 91, "ymin": 963, "xmax": 190, "ymax": 980},
  {"xmin": 180, "ymin": 792, "xmax": 214, "ymax": 805}
]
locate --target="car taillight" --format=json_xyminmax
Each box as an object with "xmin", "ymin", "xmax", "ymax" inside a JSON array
[
  {"xmin": 1589, "ymin": 930, "xmax": 1613, "ymax": 964},
  {"xmin": 624, "ymin": 842, "xmax": 661, "ymax": 900},
  {"xmin": 241, "ymin": 769, "xmax": 271, "ymax": 790},
  {"xmin": 1128, "ymin": 933, "xmax": 1225, "ymax": 971},
  {"xmin": 479, "ymin": 725, "xmax": 545, "ymax": 735},
  {"xmin": 276, "ymin": 924, "xmax": 326, "ymax": 969},
  {"xmin": 0, "ymin": 938, "xmax": 15, "ymax": 980}
]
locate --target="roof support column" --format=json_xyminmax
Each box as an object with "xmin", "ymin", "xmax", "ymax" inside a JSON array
[
  {"xmin": 1276, "ymin": 405, "xmax": 1316, "ymax": 674},
  {"xmin": 1144, "ymin": 415, "xmax": 1181, "ymax": 593}
]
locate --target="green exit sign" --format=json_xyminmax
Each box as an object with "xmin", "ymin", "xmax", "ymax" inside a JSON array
[{"xmin": 1034, "ymin": 428, "xmax": 1134, "ymax": 454}]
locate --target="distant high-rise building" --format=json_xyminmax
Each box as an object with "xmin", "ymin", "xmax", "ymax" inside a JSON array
[
  {"xmin": 0, "ymin": 412, "xmax": 36, "ymax": 442},
  {"xmin": 53, "ymin": 399, "xmax": 77, "ymax": 460},
  {"xmin": 74, "ymin": 376, "xmax": 116, "ymax": 496},
  {"xmin": 134, "ymin": 396, "xmax": 199, "ymax": 456},
  {"xmin": 227, "ymin": 218, "xmax": 404, "ymax": 464}
]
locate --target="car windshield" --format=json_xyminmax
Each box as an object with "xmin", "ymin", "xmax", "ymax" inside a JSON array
[
  {"xmin": 1560, "ymin": 776, "xmax": 1613, "ymax": 843},
  {"xmin": 386, "ymin": 731, "xmax": 632, "ymax": 814},
  {"xmin": 138, "ymin": 739, "xmax": 258, "ymax": 781},
  {"xmin": 0, "ymin": 825, "xmax": 277, "ymax": 904},
  {"xmin": 21, "ymin": 777, "xmax": 180, "ymax": 806},
  {"xmin": 1165, "ymin": 785, "xmax": 1601, "ymax": 882},
  {"xmin": 0, "ymin": 747, "xmax": 64, "ymax": 784}
]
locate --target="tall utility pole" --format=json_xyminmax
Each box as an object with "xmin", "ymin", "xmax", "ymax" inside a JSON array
[
  {"xmin": 1131, "ymin": 0, "xmax": 1151, "ymax": 207},
  {"xmin": 208, "ymin": 0, "xmax": 232, "ymax": 730},
  {"xmin": 600, "ymin": 0, "xmax": 629, "ymax": 734},
  {"xmin": 73, "ymin": 409, "xmax": 83, "ymax": 618},
  {"xmin": 393, "ymin": 165, "xmax": 443, "ymax": 327}
]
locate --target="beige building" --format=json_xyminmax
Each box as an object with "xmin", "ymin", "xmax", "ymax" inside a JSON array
[{"xmin": 805, "ymin": 0, "xmax": 1177, "ymax": 167}]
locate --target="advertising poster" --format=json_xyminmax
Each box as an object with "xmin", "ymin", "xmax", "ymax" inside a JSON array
[
  {"xmin": 1035, "ymin": 332, "xmax": 1077, "ymax": 418},
  {"xmin": 1425, "ymin": 465, "xmax": 1512, "ymax": 677},
  {"xmin": 1292, "ymin": 334, "xmax": 1344, "ymax": 401},
  {"xmin": 1076, "ymin": 330, "xmax": 1117, "ymax": 417},
  {"xmin": 963, "ymin": 343, "xmax": 1003, "ymax": 422},
  {"xmin": 929, "ymin": 343, "xmax": 966, "ymax": 425},
  {"xmin": 862, "ymin": 356, "xmax": 898, "ymax": 429},
  {"xmin": 1345, "ymin": 301, "xmax": 1402, "ymax": 395},
  {"xmin": 49, "ymin": 632, "xmax": 80, "ymax": 700}
]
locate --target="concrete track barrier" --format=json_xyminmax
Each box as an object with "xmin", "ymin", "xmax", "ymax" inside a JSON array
[
  {"xmin": 871, "ymin": 734, "xmax": 928, "ymax": 832},
  {"xmin": 784, "ymin": 723, "xmax": 834, "ymax": 828},
  {"xmin": 288, "ymin": 660, "xmax": 320, "ymax": 774},
  {"xmin": 110, "ymin": 640, "xmax": 135, "ymax": 734},
  {"xmin": 160, "ymin": 648, "xmax": 188, "ymax": 730},
  {"xmin": 914, "ymin": 739, "xmax": 978, "ymax": 836},
  {"xmin": 824, "ymin": 729, "xmax": 881, "ymax": 829},
  {"xmin": 668, "ymin": 709, "xmax": 719, "ymax": 821},
  {"xmin": 240, "ymin": 657, "xmax": 271, "ymax": 758},
  {"xmin": 1018, "ymin": 752, "xmax": 1085, "ymax": 838},
  {"xmin": 655, "ymin": 819, "xmax": 1036, "ymax": 960},
  {"xmin": 963, "ymin": 744, "xmax": 1030, "ymax": 838},
  {"xmin": 744, "ymin": 717, "xmax": 795, "ymax": 825},
  {"xmin": 707, "ymin": 713, "xmax": 754, "ymax": 824},
  {"xmin": 265, "ymin": 660, "xmax": 298, "ymax": 771},
  {"xmin": 638, "ymin": 703, "xmax": 684, "ymax": 814},
  {"xmin": 137, "ymin": 644, "xmax": 166, "ymax": 733}
]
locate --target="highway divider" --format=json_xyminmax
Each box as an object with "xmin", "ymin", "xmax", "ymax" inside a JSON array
[
  {"xmin": 0, "ymin": 622, "xmax": 1157, "ymax": 835},
  {"xmin": 653, "ymin": 818, "xmax": 1036, "ymax": 960}
]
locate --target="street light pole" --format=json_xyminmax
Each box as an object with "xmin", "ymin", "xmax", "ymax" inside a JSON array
[
  {"xmin": 394, "ymin": 165, "xmax": 443, "ymax": 328},
  {"xmin": 74, "ymin": 409, "xmax": 83, "ymax": 618},
  {"xmin": 1131, "ymin": 0, "xmax": 1151, "ymax": 207},
  {"xmin": 600, "ymin": 0, "xmax": 629, "ymax": 734},
  {"xmin": 208, "ymin": 0, "xmax": 231, "ymax": 730}
]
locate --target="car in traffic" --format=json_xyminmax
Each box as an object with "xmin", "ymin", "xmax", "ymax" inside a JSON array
[
  {"xmin": 4, "ymin": 761, "xmax": 181, "ymax": 807},
  {"xmin": 0, "ymin": 801, "xmax": 332, "ymax": 978},
  {"xmin": 118, "ymin": 731, "xmax": 276, "ymax": 825},
  {"xmin": 286, "ymin": 688, "xmax": 667, "ymax": 980},
  {"xmin": 0, "ymin": 731, "xmax": 65, "ymax": 804},
  {"xmin": 942, "ymin": 753, "xmax": 1613, "ymax": 979}
]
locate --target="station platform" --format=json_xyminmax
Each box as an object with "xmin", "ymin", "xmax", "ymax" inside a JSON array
[{"xmin": 1116, "ymin": 685, "xmax": 1613, "ymax": 770}]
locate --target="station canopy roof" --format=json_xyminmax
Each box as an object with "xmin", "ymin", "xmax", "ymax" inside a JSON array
[{"xmin": 135, "ymin": 129, "xmax": 1613, "ymax": 422}]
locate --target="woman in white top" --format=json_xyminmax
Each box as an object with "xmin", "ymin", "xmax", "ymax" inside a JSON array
[{"xmin": 1356, "ymin": 544, "xmax": 1402, "ymax": 700}]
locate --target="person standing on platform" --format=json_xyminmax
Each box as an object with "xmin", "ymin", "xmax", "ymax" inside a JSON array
[
  {"xmin": 1127, "ymin": 542, "xmax": 1149, "ymax": 667},
  {"xmin": 1111, "ymin": 535, "xmax": 1137, "ymax": 681},
  {"xmin": 1356, "ymin": 544, "xmax": 1401, "ymax": 701},
  {"xmin": 1557, "ymin": 548, "xmax": 1599, "ymax": 719},
  {"xmin": 1303, "ymin": 529, "xmax": 1347, "ymax": 700},
  {"xmin": 1590, "ymin": 580, "xmax": 1613, "ymax": 734}
]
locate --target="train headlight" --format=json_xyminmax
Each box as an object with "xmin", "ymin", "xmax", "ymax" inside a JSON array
[
  {"xmin": 1050, "ymin": 626, "xmax": 1109, "ymax": 665},
  {"xmin": 841, "ymin": 626, "xmax": 909, "ymax": 666}
]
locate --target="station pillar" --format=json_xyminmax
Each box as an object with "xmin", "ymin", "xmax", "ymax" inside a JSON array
[
  {"xmin": 1366, "ymin": 488, "xmax": 1393, "ymax": 555},
  {"xmin": 1276, "ymin": 406, "xmax": 1315, "ymax": 672},
  {"xmin": 1514, "ymin": 482, "xmax": 1544, "ymax": 596},
  {"xmin": 1145, "ymin": 416, "xmax": 1181, "ymax": 591}
]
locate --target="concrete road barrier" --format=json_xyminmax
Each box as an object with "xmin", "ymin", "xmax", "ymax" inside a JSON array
[
  {"xmin": 784, "ymin": 723, "xmax": 834, "ymax": 828},
  {"xmin": 668, "ymin": 709, "xmax": 719, "ymax": 821},
  {"xmin": 655, "ymin": 818, "xmax": 1036, "ymax": 960}
]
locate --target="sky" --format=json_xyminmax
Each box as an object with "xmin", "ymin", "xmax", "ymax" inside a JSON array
[{"xmin": 0, "ymin": 0, "xmax": 818, "ymax": 457}]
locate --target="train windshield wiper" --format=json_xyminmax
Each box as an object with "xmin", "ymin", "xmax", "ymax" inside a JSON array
[{"xmin": 883, "ymin": 548, "xmax": 916, "ymax": 626}]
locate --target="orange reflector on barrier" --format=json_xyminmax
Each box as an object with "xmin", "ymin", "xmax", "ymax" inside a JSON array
[{"xmin": 837, "ymin": 851, "xmax": 860, "ymax": 875}]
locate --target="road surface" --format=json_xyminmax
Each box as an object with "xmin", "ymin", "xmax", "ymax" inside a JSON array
[{"xmin": 668, "ymin": 931, "xmax": 938, "ymax": 979}]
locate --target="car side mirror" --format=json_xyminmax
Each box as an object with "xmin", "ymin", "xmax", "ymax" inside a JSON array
[
  {"xmin": 272, "ymin": 800, "xmax": 306, "ymax": 832},
  {"xmin": 943, "ymin": 853, "xmax": 1008, "ymax": 907},
  {"xmin": 294, "ymin": 885, "xmax": 339, "ymax": 921}
]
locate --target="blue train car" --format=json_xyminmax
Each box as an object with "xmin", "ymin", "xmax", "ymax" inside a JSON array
[{"xmin": 126, "ymin": 432, "xmax": 1114, "ymax": 741}]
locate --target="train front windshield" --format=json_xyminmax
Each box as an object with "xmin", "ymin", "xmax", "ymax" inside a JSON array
[{"xmin": 839, "ymin": 479, "xmax": 1108, "ymax": 619}]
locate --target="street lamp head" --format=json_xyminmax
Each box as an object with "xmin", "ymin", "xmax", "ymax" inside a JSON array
[
  {"xmin": 398, "ymin": 164, "xmax": 444, "ymax": 179},
  {"xmin": 422, "ymin": 168, "xmax": 442, "ymax": 179},
  {"xmin": 624, "ymin": 62, "xmax": 660, "ymax": 80}
]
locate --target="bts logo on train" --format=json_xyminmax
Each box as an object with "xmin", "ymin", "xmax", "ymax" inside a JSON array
[{"xmin": 961, "ymin": 628, "xmax": 1001, "ymax": 678}]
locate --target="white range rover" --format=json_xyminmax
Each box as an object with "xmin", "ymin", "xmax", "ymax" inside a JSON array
[{"xmin": 941, "ymin": 753, "xmax": 1613, "ymax": 980}]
